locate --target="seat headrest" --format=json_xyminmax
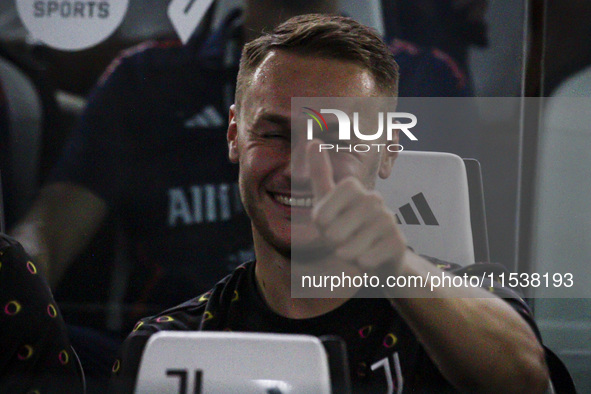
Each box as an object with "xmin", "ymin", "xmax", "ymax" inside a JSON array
[
  {"xmin": 376, "ymin": 151, "xmax": 474, "ymax": 265},
  {"xmin": 135, "ymin": 332, "xmax": 332, "ymax": 393}
]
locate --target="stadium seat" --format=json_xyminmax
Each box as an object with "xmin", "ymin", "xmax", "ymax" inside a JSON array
[
  {"xmin": 125, "ymin": 331, "xmax": 350, "ymax": 393},
  {"xmin": 0, "ymin": 46, "xmax": 65, "ymax": 227},
  {"xmin": 0, "ymin": 171, "xmax": 4, "ymax": 233},
  {"xmin": 375, "ymin": 150, "xmax": 485, "ymax": 266},
  {"xmin": 0, "ymin": 54, "xmax": 44, "ymax": 225},
  {"xmin": 531, "ymin": 76, "xmax": 591, "ymax": 392}
]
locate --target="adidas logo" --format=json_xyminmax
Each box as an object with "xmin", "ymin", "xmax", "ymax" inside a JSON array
[
  {"xmin": 395, "ymin": 192, "xmax": 439, "ymax": 226},
  {"xmin": 184, "ymin": 105, "xmax": 224, "ymax": 128}
]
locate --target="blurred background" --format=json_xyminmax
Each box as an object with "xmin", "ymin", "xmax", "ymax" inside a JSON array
[{"xmin": 1, "ymin": 0, "xmax": 589, "ymax": 391}]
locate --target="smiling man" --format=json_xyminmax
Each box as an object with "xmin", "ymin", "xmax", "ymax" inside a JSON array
[{"xmin": 115, "ymin": 15, "xmax": 549, "ymax": 393}]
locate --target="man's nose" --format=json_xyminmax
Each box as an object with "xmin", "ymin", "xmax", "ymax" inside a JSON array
[{"xmin": 289, "ymin": 140, "xmax": 311, "ymax": 186}]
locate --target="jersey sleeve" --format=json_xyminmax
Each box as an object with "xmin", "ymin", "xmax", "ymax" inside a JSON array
[
  {"xmin": 0, "ymin": 234, "xmax": 85, "ymax": 393},
  {"xmin": 451, "ymin": 262, "xmax": 544, "ymax": 341},
  {"xmin": 420, "ymin": 256, "xmax": 543, "ymax": 341},
  {"xmin": 48, "ymin": 54, "xmax": 143, "ymax": 209}
]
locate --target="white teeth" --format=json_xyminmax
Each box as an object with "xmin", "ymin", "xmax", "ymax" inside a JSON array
[{"xmin": 275, "ymin": 195, "xmax": 313, "ymax": 207}]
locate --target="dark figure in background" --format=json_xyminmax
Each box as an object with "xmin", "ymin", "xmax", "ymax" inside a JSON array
[
  {"xmin": 116, "ymin": 15, "xmax": 548, "ymax": 393},
  {"xmin": 0, "ymin": 234, "xmax": 84, "ymax": 393},
  {"xmin": 383, "ymin": 0, "xmax": 488, "ymax": 84},
  {"xmin": 0, "ymin": 80, "xmax": 7, "ymax": 229}
]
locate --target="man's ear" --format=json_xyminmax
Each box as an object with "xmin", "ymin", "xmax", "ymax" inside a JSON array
[
  {"xmin": 228, "ymin": 104, "xmax": 239, "ymax": 163},
  {"xmin": 378, "ymin": 129, "xmax": 399, "ymax": 179}
]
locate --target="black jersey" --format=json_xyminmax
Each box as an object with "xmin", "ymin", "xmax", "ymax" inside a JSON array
[
  {"xmin": 116, "ymin": 258, "xmax": 540, "ymax": 393},
  {"xmin": 0, "ymin": 235, "xmax": 84, "ymax": 393}
]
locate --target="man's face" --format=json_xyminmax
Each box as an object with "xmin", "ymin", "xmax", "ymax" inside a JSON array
[{"xmin": 227, "ymin": 50, "xmax": 396, "ymax": 257}]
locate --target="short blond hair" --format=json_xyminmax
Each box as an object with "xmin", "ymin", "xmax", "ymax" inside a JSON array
[{"xmin": 235, "ymin": 14, "xmax": 399, "ymax": 110}]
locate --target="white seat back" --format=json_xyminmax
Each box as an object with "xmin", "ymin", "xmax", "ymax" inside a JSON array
[
  {"xmin": 135, "ymin": 332, "xmax": 331, "ymax": 393},
  {"xmin": 376, "ymin": 151, "xmax": 475, "ymax": 266}
]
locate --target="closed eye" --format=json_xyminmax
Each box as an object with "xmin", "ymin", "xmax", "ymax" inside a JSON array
[{"xmin": 263, "ymin": 132, "xmax": 288, "ymax": 139}]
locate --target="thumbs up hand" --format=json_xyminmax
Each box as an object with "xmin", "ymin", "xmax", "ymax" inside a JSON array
[{"xmin": 306, "ymin": 140, "xmax": 407, "ymax": 274}]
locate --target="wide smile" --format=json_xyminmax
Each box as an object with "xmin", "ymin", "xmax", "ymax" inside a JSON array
[{"xmin": 271, "ymin": 193, "xmax": 314, "ymax": 208}]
